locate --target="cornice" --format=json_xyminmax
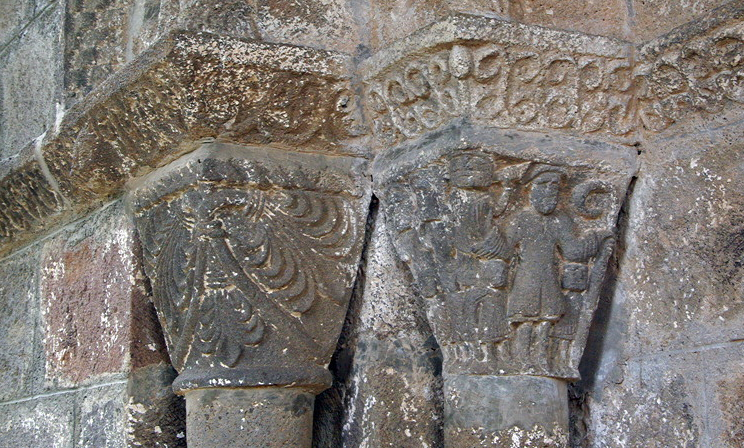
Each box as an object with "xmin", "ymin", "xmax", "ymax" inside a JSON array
[{"xmin": 0, "ymin": 30, "xmax": 362, "ymax": 256}]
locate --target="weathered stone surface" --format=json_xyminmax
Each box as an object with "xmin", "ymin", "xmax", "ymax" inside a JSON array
[
  {"xmin": 77, "ymin": 383, "xmax": 128, "ymax": 448},
  {"xmin": 0, "ymin": 392, "xmax": 76, "ymax": 448},
  {"xmin": 373, "ymin": 124, "xmax": 634, "ymax": 444},
  {"xmin": 333, "ymin": 208, "xmax": 444, "ymax": 447},
  {"xmin": 0, "ymin": 145, "xmax": 65, "ymax": 256},
  {"xmin": 44, "ymin": 30, "xmax": 359, "ymax": 205},
  {"xmin": 63, "ymin": 0, "xmax": 361, "ymax": 103},
  {"xmin": 375, "ymin": 125, "xmax": 635, "ymax": 379},
  {"xmin": 41, "ymin": 202, "xmax": 152, "ymax": 386},
  {"xmin": 0, "ymin": 2, "xmax": 63, "ymax": 158},
  {"xmin": 444, "ymin": 375, "xmax": 568, "ymax": 446},
  {"xmin": 64, "ymin": 0, "xmax": 135, "ymax": 103},
  {"xmin": 252, "ymin": 0, "xmax": 361, "ymax": 54},
  {"xmin": 613, "ymin": 125, "xmax": 743, "ymax": 357},
  {"xmin": 126, "ymin": 364, "xmax": 186, "ymax": 447},
  {"xmin": 511, "ymin": 0, "xmax": 630, "ymax": 41},
  {"xmin": 0, "ymin": 0, "xmax": 35, "ymax": 48},
  {"xmin": 706, "ymin": 345, "xmax": 744, "ymax": 447},
  {"xmin": 363, "ymin": 14, "xmax": 634, "ymax": 147},
  {"xmin": 366, "ymin": 0, "xmax": 510, "ymax": 52},
  {"xmin": 585, "ymin": 352, "xmax": 706, "ymax": 447},
  {"xmin": 630, "ymin": 0, "xmax": 733, "ymax": 42},
  {"xmin": 0, "ymin": 245, "xmax": 42, "ymax": 402},
  {"xmin": 187, "ymin": 388, "xmax": 315, "ymax": 447},
  {"xmin": 636, "ymin": 3, "xmax": 744, "ymax": 136},
  {"xmin": 129, "ymin": 143, "xmax": 370, "ymax": 393},
  {"xmin": 580, "ymin": 103, "xmax": 744, "ymax": 448}
]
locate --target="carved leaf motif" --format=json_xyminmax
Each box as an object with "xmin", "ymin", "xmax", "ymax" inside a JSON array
[{"xmin": 136, "ymin": 182, "xmax": 359, "ymax": 372}]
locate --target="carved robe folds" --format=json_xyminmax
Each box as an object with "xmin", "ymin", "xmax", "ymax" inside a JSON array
[
  {"xmin": 374, "ymin": 125, "xmax": 636, "ymax": 445},
  {"xmin": 130, "ymin": 143, "xmax": 369, "ymax": 447}
]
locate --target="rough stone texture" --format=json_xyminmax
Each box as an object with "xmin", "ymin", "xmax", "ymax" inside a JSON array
[
  {"xmin": 630, "ymin": 0, "xmax": 733, "ymax": 42},
  {"xmin": 186, "ymin": 388, "xmax": 315, "ymax": 447},
  {"xmin": 0, "ymin": 2, "xmax": 63, "ymax": 159},
  {"xmin": 363, "ymin": 14, "xmax": 635, "ymax": 147},
  {"xmin": 332, "ymin": 208, "xmax": 444, "ymax": 447},
  {"xmin": 0, "ymin": 392, "xmax": 76, "ymax": 448},
  {"xmin": 64, "ymin": 0, "xmax": 135, "ymax": 103},
  {"xmin": 40, "ymin": 202, "xmax": 146, "ymax": 386},
  {"xmin": 511, "ymin": 0, "xmax": 630, "ymax": 41},
  {"xmin": 0, "ymin": 245, "xmax": 43, "ymax": 402},
  {"xmin": 444, "ymin": 375, "xmax": 569, "ymax": 446},
  {"xmin": 374, "ymin": 126, "xmax": 635, "ymax": 378},
  {"xmin": 1, "ymin": 1, "xmax": 744, "ymax": 447},
  {"xmin": 45, "ymin": 30, "xmax": 359, "ymax": 206},
  {"xmin": 636, "ymin": 3, "xmax": 744, "ymax": 137},
  {"xmin": 0, "ymin": 146, "xmax": 66, "ymax": 252},
  {"xmin": 581, "ymin": 106, "xmax": 744, "ymax": 447},
  {"xmin": 130, "ymin": 143, "xmax": 370, "ymax": 397},
  {"xmin": 77, "ymin": 383, "xmax": 129, "ymax": 448},
  {"xmin": 126, "ymin": 364, "xmax": 186, "ymax": 447}
]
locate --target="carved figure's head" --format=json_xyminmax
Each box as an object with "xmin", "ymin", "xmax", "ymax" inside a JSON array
[
  {"xmin": 450, "ymin": 152, "xmax": 493, "ymax": 188},
  {"xmin": 529, "ymin": 171, "xmax": 561, "ymax": 215}
]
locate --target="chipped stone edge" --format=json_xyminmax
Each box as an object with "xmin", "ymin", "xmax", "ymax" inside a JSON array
[{"xmin": 0, "ymin": 30, "xmax": 355, "ymax": 257}]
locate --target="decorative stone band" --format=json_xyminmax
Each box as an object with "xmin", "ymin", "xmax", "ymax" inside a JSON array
[
  {"xmin": 0, "ymin": 31, "xmax": 361, "ymax": 256},
  {"xmin": 362, "ymin": 10, "xmax": 744, "ymax": 147},
  {"xmin": 372, "ymin": 124, "xmax": 636, "ymax": 380},
  {"xmin": 128, "ymin": 143, "xmax": 370, "ymax": 394}
]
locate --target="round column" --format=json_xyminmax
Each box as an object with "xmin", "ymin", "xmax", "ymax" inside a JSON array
[
  {"xmin": 185, "ymin": 387, "xmax": 316, "ymax": 448},
  {"xmin": 443, "ymin": 374, "xmax": 569, "ymax": 446}
]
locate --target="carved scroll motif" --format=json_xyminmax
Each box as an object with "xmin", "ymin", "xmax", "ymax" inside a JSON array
[
  {"xmin": 131, "ymin": 151, "xmax": 368, "ymax": 391},
  {"xmin": 637, "ymin": 24, "xmax": 744, "ymax": 132},
  {"xmin": 380, "ymin": 150, "xmax": 624, "ymax": 379},
  {"xmin": 367, "ymin": 42, "xmax": 634, "ymax": 145}
]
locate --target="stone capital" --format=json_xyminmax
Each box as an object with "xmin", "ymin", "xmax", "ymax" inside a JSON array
[
  {"xmin": 372, "ymin": 124, "xmax": 636, "ymax": 443},
  {"xmin": 129, "ymin": 143, "xmax": 370, "ymax": 394}
]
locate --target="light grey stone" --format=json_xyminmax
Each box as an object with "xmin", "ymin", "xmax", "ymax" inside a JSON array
[
  {"xmin": 0, "ymin": 245, "xmax": 42, "ymax": 402},
  {"xmin": 0, "ymin": 3, "xmax": 63, "ymax": 158},
  {"xmin": 0, "ymin": 393, "xmax": 75, "ymax": 448},
  {"xmin": 77, "ymin": 383, "xmax": 128, "ymax": 448}
]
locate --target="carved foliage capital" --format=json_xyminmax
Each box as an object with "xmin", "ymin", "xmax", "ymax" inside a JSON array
[{"xmin": 130, "ymin": 145, "xmax": 369, "ymax": 392}]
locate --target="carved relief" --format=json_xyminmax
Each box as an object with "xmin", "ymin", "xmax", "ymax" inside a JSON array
[
  {"xmin": 130, "ymin": 146, "xmax": 369, "ymax": 392},
  {"xmin": 0, "ymin": 155, "xmax": 65, "ymax": 250},
  {"xmin": 377, "ymin": 140, "xmax": 629, "ymax": 379},
  {"xmin": 366, "ymin": 38, "xmax": 633, "ymax": 145},
  {"xmin": 637, "ymin": 21, "xmax": 744, "ymax": 132}
]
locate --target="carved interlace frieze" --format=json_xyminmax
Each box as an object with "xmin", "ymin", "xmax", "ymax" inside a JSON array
[
  {"xmin": 636, "ymin": 15, "xmax": 744, "ymax": 132},
  {"xmin": 364, "ymin": 16, "xmax": 633, "ymax": 145},
  {"xmin": 364, "ymin": 13, "xmax": 744, "ymax": 146},
  {"xmin": 130, "ymin": 144, "xmax": 369, "ymax": 392},
  {"xmin": 374, "ymin": 128, "xmax": 635, "ymax": 379}
]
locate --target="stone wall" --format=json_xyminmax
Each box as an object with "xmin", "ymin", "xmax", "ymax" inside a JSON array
[{"xmin": 0, "ymin": 0, "xmax": 742, "ymax": 447}]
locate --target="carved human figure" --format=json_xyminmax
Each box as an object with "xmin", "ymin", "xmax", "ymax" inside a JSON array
[{"xmin": 473, "ymin": 166, "xmax": 605, "ymax": 361}]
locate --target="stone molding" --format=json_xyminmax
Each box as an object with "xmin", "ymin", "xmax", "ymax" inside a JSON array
[
  {"xmin": 0, "ymin": 30, "xmax": 360, "ymax": 256},
  {"xmin": 129, "ymin": 143, "xmax": 370, "ymax": 393},
  {"xmin": 363, "ymin": 10, "xmax": 744, "ymax": 148},
  {"xmin": 2, "ymin": 9, "xmax": 743, "ymax": 257}
]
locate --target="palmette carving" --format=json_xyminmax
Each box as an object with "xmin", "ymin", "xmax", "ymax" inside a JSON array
[
  {"xmin": 131, "ymin": 148, "xmax": 368, "ymax": 391},
  {"xmin": 367, "ymin": 42, "xmax": 634, "ymax": 145},
  {"xmin": 379, "ymin": 149, "xmax": 625, "ymax": 379}
]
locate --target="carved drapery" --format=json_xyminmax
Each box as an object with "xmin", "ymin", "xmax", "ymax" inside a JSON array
[
  {"xmin": 373, "ymin": 128, "xmax": 634, "ymax": 380},
  {"xmin": 371, "ymin": 122, "xmax": 635, "ymax": 443}
]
